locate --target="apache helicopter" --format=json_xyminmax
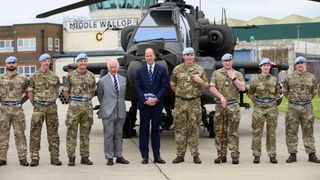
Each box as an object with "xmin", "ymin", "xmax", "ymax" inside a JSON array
[{"xmin": 37, "ymin": 0, "xmax": 288, "ymax": 138}]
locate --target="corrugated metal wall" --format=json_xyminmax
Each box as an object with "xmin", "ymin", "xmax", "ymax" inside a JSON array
[{"xmin": 234, "ymin": 22, "xmax": 320, "ymax": 41}]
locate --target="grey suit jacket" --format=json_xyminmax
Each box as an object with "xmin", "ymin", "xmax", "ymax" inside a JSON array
[{"xmin": 97, "ymin": 73, "xmax": 126, "ymax": 119}]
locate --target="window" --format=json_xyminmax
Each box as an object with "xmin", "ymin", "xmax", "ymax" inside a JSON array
[
  {"xmin": 133, "ymin": 27, "xmax": 177, "ymax": 42},
  {"xmin": 17, "ymin": 66, "xmax": 37, "ymax": 76},
  {"xmin": 48, "ymin": 37, "xmax": 53, "ymax": 51},
  {"xmin": 17, "ymin": 38, "xmax": 36, "ymax": 51},
  {"xmin": 54, "ymin": 38, "xmax": 60, "ymax": 51},
  {"xmin": 118, "ymin": 31, "xmax": 122, "ymax": 47},
  {"xmin": 0, "ymin": 67, "xmax": 5, "ymax": 75},
  {"xmin": 0, "ymin": 39, "xmax": 14, "ymax": 52}
]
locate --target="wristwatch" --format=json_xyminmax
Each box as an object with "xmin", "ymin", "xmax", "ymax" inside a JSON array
[{"xmin": 232, "ymin": 77, "xmax": 237, "ymax": 81}]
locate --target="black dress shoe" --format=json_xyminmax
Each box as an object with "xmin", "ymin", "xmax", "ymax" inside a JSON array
[
  {"xmin": 154, "ymin": 157, "xmax": 166, "ymax": 164},
  {"xmin": 141, "ymin": 158, "xmax": 148, "ymax": 164},
  {"xmin": 116, "ymin": 157, "xmax": 129, "ymax": 164},
  {"xmin": 106, "ymin": 158, "xmax": 113, "ymax": 166},
  {"xmin": 0, "ymin": 159, "xmax": 7, "ymax": 166}
]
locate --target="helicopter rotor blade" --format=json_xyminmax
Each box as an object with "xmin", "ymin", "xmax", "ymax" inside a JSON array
[{"xmin": 36, "ymin": 0, "xmax": 106, "ymax": 18}]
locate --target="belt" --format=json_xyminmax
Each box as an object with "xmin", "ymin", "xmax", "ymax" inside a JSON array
[
  {"xmin": 35, "ymin": 100, "xmax": 55, "ymax": 106},
  {"xmin": 70, "ymin": 97, "xmax": 90, "ymax": 103},
  {"xmin": 216, "ymin": 99, "xmax": 239, "ymax": 105},
  {"xmin": 175, "ymin": 95, "xmax": 200, "ymax": 101},
  {"xmin": 289, "ymin": 100, "xmax": 311, "ymax": 106},
  {"xmin": 255, "ymin": 97, "xmax": 275, "ymax": 103},
  {"xmin": 1, "ymin": 101, "xmax": 21, "ymax": 107}
]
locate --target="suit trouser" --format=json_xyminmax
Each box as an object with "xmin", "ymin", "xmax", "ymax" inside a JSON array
[
  {"xmin": 102, "ymin": 108, "xmax": 125, "ymax": 159},
  {"xmin": 139, "ymin": 106, "xmax": 161, "ymax": 159}
]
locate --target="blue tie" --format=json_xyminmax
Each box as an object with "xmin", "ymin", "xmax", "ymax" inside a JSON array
[
  {"xmin": 148, "ymin": 65, "xmax": 153, "ymax": 83},
  {"xmin": 113, "ymin": 75, "xmax": 119, "ymax": 95}
]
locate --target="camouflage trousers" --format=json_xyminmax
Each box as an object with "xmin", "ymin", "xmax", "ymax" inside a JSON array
[
  {"xmin": 0, "ymin": 106, "xmax": 27, "ymax": 160},
  {"xmin": 30, "ymin": 104, "xmax": 60, "ymax": 160},
  {"xmin": 173, "ymin": 98, "xmax": 202, "ymax": 157},
  {"xmin": 214, "ymin": 104, "xmax": 240, "ymax": 158},
  {"xmin": 66, "ymin": 101, "xmax": 93, "ymax": 158},
  {"xmin": 285, "ymin": 103, "xmax": 316, "ymax": 154},
  {"xmin": 251, "ymin": 105, "xmax": 278, "ymax": 157}
]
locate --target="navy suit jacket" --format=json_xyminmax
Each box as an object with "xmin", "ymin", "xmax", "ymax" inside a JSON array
[{"xmin": 135, "ymin": 63, "xmax": 169, "ymax": 110}]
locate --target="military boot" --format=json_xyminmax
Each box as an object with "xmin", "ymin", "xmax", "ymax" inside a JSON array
[
  {"xmin": 51, "ymin": 158, "xmax": 62, "ymax": 166},
  {"xmin": 68, "ymin": 157, "xmax": 75, "ymax": 166},
  {"xmin": 0, "ymin": 159, "xmax": 7, "ymax": 166},
  {"xmin": 232, "ymin": 157, "xmax": 239, "ymax": 164},
  {"xmin": 81, "ymin": 157, "xmax": 93, "ymax": 165},
  {"xmin": 30, "ymin": 159, "xmax": 39, "ymax": 167},
  {"xmin": 172, "ymin": 156, "xmax": 184, "ymax": 164},
  {"xmin": 193, "ymin": 155, "xmax": 202, "ymax": 164},
  {"xmin": 253, "ymin": 156, "xmax": 260, "ymax": 164},
  {"xmin": 19, "ymin": 159, "xmax": 29, "ymax": 166},
  {"xmin": 286, "ymin": 153, "xmax": 297, "ymax": 163},
  {"xmin": 214, "ymin": 156, "xmax": 227, "ymax": 164},
  {"xmin": 308, "ymin": 153, "xmax": 320, "ymax": 163},
  {"xmin": 270, "ymin": 157, "xmax": 278, "ymax": 164}
]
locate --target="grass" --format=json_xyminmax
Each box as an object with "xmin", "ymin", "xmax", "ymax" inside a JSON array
[{"xmin": 243, "ymin": 95, "xmax": 320, "ymax": 120}]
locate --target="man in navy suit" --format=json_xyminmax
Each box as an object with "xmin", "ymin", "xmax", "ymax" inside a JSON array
[{"xmin": 135, "ymin": 48, "xmax": 169, "ymax": 164}]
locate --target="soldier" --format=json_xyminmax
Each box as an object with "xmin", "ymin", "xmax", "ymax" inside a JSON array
[
  {"xmin": 283, "ymin": 56, "xmax": 320, "ymax": 163},
  {"xmin": 63, "ymin": 53, "xmax": 96, "ymax": 166},
  {"xmin": 28, "ymin": 53, "xmax": 62, "ymax": 167},
  {"xmin": 248, "ymin": 58, "xmax": 280, "ymax": 164},
  {"xmin": 209, "ymin": 53, "xmax": 245, "ymax": 164},
  {"xmin": 0, "ymin": 56, "xmax": 29, "ymax": 166},
  {"xmin": 170, "ymin": 47, "xmax": 209, "ymax": 164}
]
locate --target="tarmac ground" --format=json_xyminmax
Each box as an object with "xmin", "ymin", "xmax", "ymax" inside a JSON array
[{"xmin": 1, "ymin": 99, "xmax": 320, "ymax": 180}]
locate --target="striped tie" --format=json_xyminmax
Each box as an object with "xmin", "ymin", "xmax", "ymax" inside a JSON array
[
  {"xmin": 148, "ymin": 65, "xmax": 153, "ymax": 83},
  {"xmin": 113, "ymin": 75, "xmax": 119, "ymax": 95}
]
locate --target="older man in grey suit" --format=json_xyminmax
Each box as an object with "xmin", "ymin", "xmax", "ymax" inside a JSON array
[{"xmin": 97, "ymin": 58, "xmax": 129, "ymax": 166}]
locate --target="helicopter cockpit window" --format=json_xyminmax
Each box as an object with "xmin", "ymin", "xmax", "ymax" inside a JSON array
[
  {"xmin": 133, "ymin": 27, "xmax": 177, "ymax": 42},
  {"xmin": 140, "ymin": 10, "xmax": 174, "ymax": 26}
]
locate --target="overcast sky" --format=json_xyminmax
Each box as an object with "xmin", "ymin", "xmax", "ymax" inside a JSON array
[{"xmin": 0, "ymin": 0, "xmax": 319, "ymax": 26}]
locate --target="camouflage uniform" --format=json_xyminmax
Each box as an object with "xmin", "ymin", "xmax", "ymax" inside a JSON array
[
  {"xmin": 283, "ymin": 71, "xmax": 318, "ymax": 154},
  {"xmin": 210, "ymin": 68, "xmax": 244, "ymax": 158},
  {"xmin": 248, "ymin": 74, "xmax": 280, "ymax": 157},
  {"xmin": 0, "ymin": 72, "xmax": 28, "ymax": 161},
  {"xmin": 64, "ymin": 70, "xmax": 96, "ymax": 158},
  {"xmin": 170, "ymin": 63, "xmax": 207, "ymax": 157},
  {"xmin": 28, "ymin": 70, "xmax": 60, "ymax": 160}
]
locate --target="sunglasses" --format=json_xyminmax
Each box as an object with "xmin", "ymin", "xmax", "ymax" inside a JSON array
[{"xmin": 296, "ymin": 62, "xmax": 304, "ymax": 65}]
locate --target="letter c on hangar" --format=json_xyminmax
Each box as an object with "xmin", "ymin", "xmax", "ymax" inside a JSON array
[{"xmin": 96, "ymin": 32, "xmax": 103, "ymax": 41}]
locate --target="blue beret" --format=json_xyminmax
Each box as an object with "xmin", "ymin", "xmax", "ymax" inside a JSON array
[
  {"xmin": 39, "ymin": 53, "xmax": 51, "ymax": 62},
  {"xmin": 259, "ymin": 58, "xmax": 270, "ymax": 66},
  {"xmin": 5, "ymin": 56, "xmax": 17, "ymax": 64},
  {"xmin": 75, "ymin": 53, "xmax": 88, "ymax": 61},
  {"xmin": 182, "ymin": 47, "xmax": 194, "ymax": 55},
  {"xmin": 221, "ymin": 53, "xmax": 233, "ymax": 61},
  {"xmin": 294, "ymin": 56, "xmax": 306, "ymax": 65}
]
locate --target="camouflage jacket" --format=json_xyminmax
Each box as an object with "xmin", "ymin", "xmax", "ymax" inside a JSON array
[
  {"xmin": 0, "ymin": 71, "xmax": 28, "ymax": 101},
  {"xmin": 28, "ymin": 70, "xmax": 60, "ymax": 101},
  {"xmin": 170, "ymin": 63, "xmax": 208, "ymax": 98},
  {"xmin": 248, "ymin": 74, "xmax": 280, "ymax": 106},
  {"xmin": 210, "ymin": 68, "xmax": 245, "ymax": 100},
  {"xmin": 283, "ymin": 71, "xmax": 318, "ymax": 101},
  {"xmin": 63, "ymin": 69, "xmax": 96, "ymax": 99}
]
